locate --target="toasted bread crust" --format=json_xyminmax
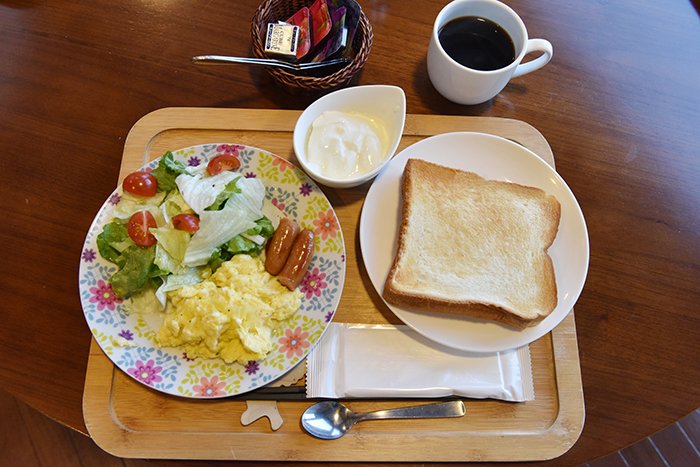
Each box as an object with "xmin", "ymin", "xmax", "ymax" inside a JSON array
[
  {"xmin": 383, "ymin": 159, "xmax": 561, "ymax": 329},
  {"xmin": 382, "ymin": 287, "xmax": 534, "ymax": 328}
]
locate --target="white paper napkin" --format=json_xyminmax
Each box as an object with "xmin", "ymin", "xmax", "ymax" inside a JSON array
[{"xmin": 306, "ymin": 323, "xmax": 534, "ymax": 401}]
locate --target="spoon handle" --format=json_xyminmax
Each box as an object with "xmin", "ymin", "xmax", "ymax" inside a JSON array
[
  {"xmin": 357, "ymin": 400, "xmax": 465, "ymax": 422},
  {"xmin": 192, "ymin": 55, "xmax": 288, "ymax": 67}
]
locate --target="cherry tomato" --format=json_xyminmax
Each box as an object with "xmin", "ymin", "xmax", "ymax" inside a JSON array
[
  {"xmin": 207, "ymin": 154, "xmax": 241, "ymax": 176},
  {"xmin": 172, "ymin": 213, "xmax": 200, "ymax": 233},
  {"xmin": 127, "ymin": 211, "xmax": 157, "ymax": 247},
  {"xmin": 123, "ymin": 171, "xmax": 158, "ymax": 197}
]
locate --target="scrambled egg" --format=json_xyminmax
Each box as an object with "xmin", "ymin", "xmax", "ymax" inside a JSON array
[{"xmin": 156, "ymin": 254, "xmax": 302, "ymax": 364}]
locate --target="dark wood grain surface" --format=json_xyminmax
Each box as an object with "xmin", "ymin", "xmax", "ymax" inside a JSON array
[{"xmin": 1, "ymin": 0, "xmax": 698, "ymax": 464}]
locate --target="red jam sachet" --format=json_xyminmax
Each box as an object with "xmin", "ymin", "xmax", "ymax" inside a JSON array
[
  {"xmin": 309, "ymin": 0, "xmax": 332, "ymax": 47},
  {"xmin": 286, "ymin": 7, "xmax": 311, "ymax": 60}
]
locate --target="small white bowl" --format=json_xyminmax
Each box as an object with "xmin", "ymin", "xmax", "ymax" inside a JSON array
[{"xmin": 293, "ymin": 85, "xmax": 406, "ymax": 188}]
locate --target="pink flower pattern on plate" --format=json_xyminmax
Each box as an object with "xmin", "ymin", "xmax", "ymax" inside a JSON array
[
  {"xmin": 301, "ymin": 267, "xmax": 327, "ymax": 300},
  {"xmin": 193, "ymin": 375, "xmax": 226, "ymax": 397},
  {"xmin": 89, "ymin": 280, "xmax": 122, "ymax": 311},
  {"xmin": 80, "ymin": 144, "xmax": 345, "ymax": 398},
  {"xmin": 279, "ymin": 327, "xmax": 310, "ymax": 359},
  {"xmin": 128, "ymin": 359, "xmax": 163, "ymax": 385},
  {"xmin": 272, "ymin": 157, "xmax": 293, "ymax": 172},
  {"xmin": 272, "ymin": 198, "xmax": 285, "ymax": 211},
  {"xmin": 216, "ymin": 144, "xmax": 244, "ymax": 156},
  {"xmin": 313, "ymin": 209, "xmax": 339, "ymax": 241}
]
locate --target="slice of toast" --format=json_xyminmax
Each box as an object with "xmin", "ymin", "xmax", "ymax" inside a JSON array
[{"xmin": 383, "ymin": 159, "xmax": 561, "ymax": 328}]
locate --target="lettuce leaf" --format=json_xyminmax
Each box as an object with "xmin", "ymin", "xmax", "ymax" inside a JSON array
[
  {"xmin": 175, "ymin": 170, "xmax": 240, "ymax": 215},
  {"xmin": 154, "ymin": 267, "xmax": 203, "ymax": 307},
  {"xmin": 112, "ymin": 191, "xmax": 166, "ymax": 220},
  {"xmin": 251, "ymin": 216, "xmax": 274, "ymax": 237},
  {"xmin": 207, "ymin": 216, "xmax": 275, "ymax": 271},
  {"xmin": 183, "ymin": 177, "xmax": 266, "ymax": 267},
  {"xmin": 96, "ymin": 221, "xmax": 133, "ymax": 267},
  {"xmin": 207, "ymin": 178, "xmax": 242, "ymax": 211},
  {"xmin": 225, "ymin": 177, "xmax": 266, "ymax": 219},
  {"xmin": 207, "ymin": 248, "xmax": 227, "ymax": 273},
  {"xmin": 108, "ymin": 245, "xmax": 156, "ymax": 298},
  {"xmin": 151, "ymin": 151, "xmax": 190, "ymax": 192},
  {"xmin": 122, "ymin": 288, "xmax": 163, "ymax": 315},
  {"xmin": 160, "ymin": 190, "xmax": 192, "ymax": 224},
  {"xmin": 151, "ymin": 226, "xmax": 191, "ymax": 274},
  {"xmin": 226, "ymin": 235, "xmax": 259, "ymax": 255},
  {"xmin": 185, "ymin": 209, "xmax": 256, "ymax": 266},
  {"xmin": 97, "ymin": 219, "xmax": 162, "ymax": 298}
]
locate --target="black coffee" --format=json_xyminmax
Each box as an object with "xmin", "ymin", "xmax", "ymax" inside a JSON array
[{"xmin": 438, "ymin": 16, "xmax": 516, "ymax": 71}]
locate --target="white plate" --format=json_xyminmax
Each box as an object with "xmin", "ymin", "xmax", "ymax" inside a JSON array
[
  {"xmin": 79, "ymin": 143, "xmax": 346, "ymax": 397},
  {"xmin": 359, "ymin": 132, "xmax": 589, "ymax": 353}
]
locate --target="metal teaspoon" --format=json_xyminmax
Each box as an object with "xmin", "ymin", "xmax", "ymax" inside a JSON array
[{"xmin": 301, "ymin": 400, "xmax": 466, "ymax": 440}]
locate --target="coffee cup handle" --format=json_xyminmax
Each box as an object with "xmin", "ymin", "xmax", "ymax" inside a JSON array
[{"xmin": 512, "ymin": 39, "xmax": 553, "ymax": 78}]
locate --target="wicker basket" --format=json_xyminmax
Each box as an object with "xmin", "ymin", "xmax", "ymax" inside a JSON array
[{"xmin": 251, "ymin": 0, "xmax": 373, "ymax": 92}]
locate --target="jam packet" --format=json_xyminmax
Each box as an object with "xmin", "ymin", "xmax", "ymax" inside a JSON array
[
  {"xmin": 286, "ymin": 7, "xmax": 311, "ymax": 60},
  {"xmin": 309, "ymin": 4, "xmax": 347, "ymax": 62},
  {"xmin": 306, "ymin": 323, "xmax": 535, "ymax": 401},
  {"xmin": 309, "ymin": 0, "xmax": 332, "ymax": 47},
  {"xmin": 328, "ymin": 0, "xmax": 360, "ymax": 57}
]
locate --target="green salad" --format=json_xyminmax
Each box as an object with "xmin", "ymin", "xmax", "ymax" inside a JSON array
[{"xmin": 96, "ymin": 151, "xmax": 274, "ymax": 304}]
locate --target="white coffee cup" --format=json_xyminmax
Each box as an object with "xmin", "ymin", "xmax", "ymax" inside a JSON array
[{"xmin": 427, "ymin": 0, "xmax": 553, "ymax": 105}]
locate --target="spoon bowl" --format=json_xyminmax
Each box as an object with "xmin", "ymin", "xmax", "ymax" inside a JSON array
[{"xmin": 301, "ymin": 400, "xmax": 466, "ymax": 440}]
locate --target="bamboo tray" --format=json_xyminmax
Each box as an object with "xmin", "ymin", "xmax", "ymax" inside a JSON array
[{"xmin": 83, "ymin": 107, "xmax": 585, "ymax": 462}]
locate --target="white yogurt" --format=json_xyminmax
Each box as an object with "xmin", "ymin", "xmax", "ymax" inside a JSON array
[{"xmin": 305, "ymin": 111, "xmax": 387, "ymax": 179}]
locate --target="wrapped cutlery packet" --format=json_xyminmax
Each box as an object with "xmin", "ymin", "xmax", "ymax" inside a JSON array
[{"xmin": 306, "ymin": 323, "xmax": 535, "ymax": 401}]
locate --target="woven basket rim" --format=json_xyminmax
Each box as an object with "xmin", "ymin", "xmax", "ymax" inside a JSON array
[{"xmin": 251, "ymin": 0, "xmax": 373, "ymax": 90}]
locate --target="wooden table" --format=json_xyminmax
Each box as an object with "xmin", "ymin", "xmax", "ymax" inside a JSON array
[{"xmin": 1, "ymin": 0, "xmax": 698, "ymax": 464}]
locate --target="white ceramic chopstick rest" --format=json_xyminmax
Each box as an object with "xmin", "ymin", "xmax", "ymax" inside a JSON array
[
  {"xmin": 241, "ymin": 401, "xmax": 284, "ymax": 431},
  {"xmin": 239, "ymin": 360, "xmax": 307, "ymax": 430}
]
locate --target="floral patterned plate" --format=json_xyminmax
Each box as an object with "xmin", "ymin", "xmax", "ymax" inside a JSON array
[{"xmin": 78, "ymin": 143, "xmax": 345, "ymax": 398}]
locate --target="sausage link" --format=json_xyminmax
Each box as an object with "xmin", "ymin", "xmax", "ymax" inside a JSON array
[
  {"xmin": 277, "ymin": 229, "xmax": 315, "ymax": 291},
  {"xmin": 265, "ymin": 217, "xmax": 299, "ymax": 275}
]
